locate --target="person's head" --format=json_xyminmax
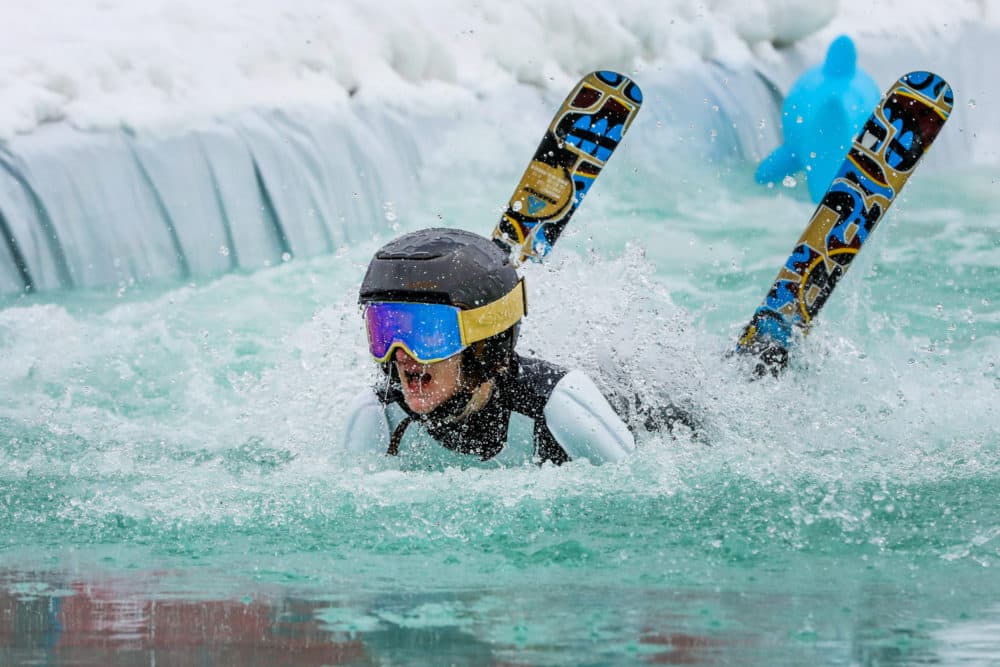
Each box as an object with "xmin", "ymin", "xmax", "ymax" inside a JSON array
[{"xmin": 358, "ymin": 228, "xmax": 526, "ymax": 416}]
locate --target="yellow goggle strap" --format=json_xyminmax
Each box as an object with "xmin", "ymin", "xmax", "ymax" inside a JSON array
[{"xmin": 458, "ymin": 279, "xmax": 527, "ymax": 346}]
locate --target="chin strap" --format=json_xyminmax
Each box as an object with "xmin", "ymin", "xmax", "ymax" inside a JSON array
[
  {"xmin": 385, "ymin": 380, "xmax": 495, "ymax": 456},
  {"xmin": 387, "ymin": 415, "xmax": 413, "ymax": 456}
]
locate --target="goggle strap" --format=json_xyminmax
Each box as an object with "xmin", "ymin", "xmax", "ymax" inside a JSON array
[{"xmin": 458, "ymin": 279, "xmax": 526, "ymax": 346}]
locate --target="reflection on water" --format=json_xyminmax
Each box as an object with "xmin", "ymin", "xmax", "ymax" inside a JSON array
[
  {"xmin": 0, "ymin": 580, "xmax": 366, "ymax": 665},
  {"xmin": 0, "ymin": 570, "xmax": 731, "ymax": 666},
  {"xmin": 4, "ymin": 565, "xmax": 999, "ymax": 666},
  {"xmin": 1, "ymin": 578, "xmax": 364, "ymax": 666}
]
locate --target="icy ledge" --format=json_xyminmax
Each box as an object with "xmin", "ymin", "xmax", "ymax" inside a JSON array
[{"xmin": 0, "ymin": 106, "xmax": 422, "ymax": 295}]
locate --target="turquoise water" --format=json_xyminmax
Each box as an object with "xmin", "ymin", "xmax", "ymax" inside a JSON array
[{"xmin": 2, "ymin": 110, "xmax": 999, "ymax": 664}]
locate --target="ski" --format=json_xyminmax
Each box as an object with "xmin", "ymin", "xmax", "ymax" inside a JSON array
[
  {"xmin": 736, "ymin": 71, "xmax": 954, "ymax": 375},
  {"xmin": 492, "ymin": 71, "xmax": 643, "ymax": 265}
]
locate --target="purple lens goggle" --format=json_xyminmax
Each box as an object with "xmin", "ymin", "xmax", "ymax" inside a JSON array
[{"xmin": 363, "ymin": 280, "xmax": 526, "ymax": 364}]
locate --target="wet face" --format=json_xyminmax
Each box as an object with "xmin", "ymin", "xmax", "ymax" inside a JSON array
[{"xmin": 394, "ymin": 348, "xmax": 463, "ymax": 414}]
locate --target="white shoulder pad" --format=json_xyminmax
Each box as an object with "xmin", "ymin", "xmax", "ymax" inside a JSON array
[
  {"xmin": 543, "ymin": 370, "xmax": 635, "ymax": 464},
  {"xmin": 341, "ymin": 389, "xmax": 392, "ymax": 455}
]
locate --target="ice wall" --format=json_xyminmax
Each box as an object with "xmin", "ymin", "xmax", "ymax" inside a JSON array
[{"xmin": 0, "ymin": 107, "xmax": 422, "ymax": 294}]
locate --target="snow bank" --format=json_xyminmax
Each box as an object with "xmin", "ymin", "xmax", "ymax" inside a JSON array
[{"xmin": 3, "ymin": 0, "xmax": 992, "ymax": 139}]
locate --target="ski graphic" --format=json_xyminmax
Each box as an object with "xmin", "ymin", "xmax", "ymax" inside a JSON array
[
  {"xmin": 492, "ymin": 71, "xmax": 643, "ymax": 265},
  {"xmin": 736, "ymin": 71, "xmax": 954, "ymax": 375}
]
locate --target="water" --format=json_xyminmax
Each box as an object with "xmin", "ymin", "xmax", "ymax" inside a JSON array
[{"xmin": 2, "ymin": 99, "xmax": 1000, "ymax": 665}]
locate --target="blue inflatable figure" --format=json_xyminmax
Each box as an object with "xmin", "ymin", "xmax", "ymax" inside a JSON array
[{"xmin": 755, "ymin": 35, "xmax": 881, "ymax": 203}]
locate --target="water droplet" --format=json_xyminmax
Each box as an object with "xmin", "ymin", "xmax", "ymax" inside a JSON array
[
  {"xmin": 782, "ymin": 175, "xmax": 797, "ymax": 188},
  {"xmin": 758, "ymin": 119, "xmax": 766, "ymax": 129},
  {"xmin": 968, "ymin": 99, "xmax": 977, "ymax": 109},
  {"xmin": 218, "ymin": 245, "xmax": 230, "ymax": 257},
  {"xmin": 796, "ymin": 115, "xmax": 804, "ymax": 124},
  {"xmin": 383, "ymin": 201, "xmax": 397, "ymax": 222},
  {"xmin": 512, "ymin": 200, "xmax": 523, "ymax": 212},
  {"xmin": 281, "ymin": 252, "xmax": 291, "ymax": 262}
]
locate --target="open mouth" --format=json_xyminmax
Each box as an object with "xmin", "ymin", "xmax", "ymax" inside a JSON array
[{"xmin": 393, "ymin": 353, "xmax": 460, "ymax": 413}]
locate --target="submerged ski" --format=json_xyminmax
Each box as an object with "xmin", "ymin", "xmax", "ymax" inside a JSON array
[
  {"xmin": 492, "ymin": 71, "xmax": 643, "ymax": 265},
  {"xmin": 736, "ymin": 71, "xmax": 954, "ymax": 375}
]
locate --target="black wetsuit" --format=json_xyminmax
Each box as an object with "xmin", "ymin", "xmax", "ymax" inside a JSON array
[
  {"xmin": 380, "ymin": 355, "xmax": 572, "ymax": 464},
  {"xmin": 374, "ymin": 355, "xmax": 700, "ymax": 465}
]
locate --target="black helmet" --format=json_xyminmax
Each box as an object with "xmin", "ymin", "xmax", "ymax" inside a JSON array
[{"xmin": 359, "ymin": 228, "xmax": 524, "ymax": 382}]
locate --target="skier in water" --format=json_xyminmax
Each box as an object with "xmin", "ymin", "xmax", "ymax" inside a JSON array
[
  {"xmin": 342, "ymin": 227, "xmax": 692, "ymax": 466},
  {"xmin": 342, "ymin": 227, "xmax": 638, "ymax": 465}
]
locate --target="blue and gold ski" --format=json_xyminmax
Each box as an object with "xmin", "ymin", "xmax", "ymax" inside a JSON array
[
  {"xmin": 737, "ymin": 71, "xmax": 954, "ymax": 375},
  {"xmin": 492, "ymin": 71, "xmax": 643, "ymax": 265}
]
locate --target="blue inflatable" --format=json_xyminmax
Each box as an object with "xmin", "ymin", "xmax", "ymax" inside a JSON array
[{"xmin": 755, "ymin": 35, "xmax": 881, "ymax": 203}]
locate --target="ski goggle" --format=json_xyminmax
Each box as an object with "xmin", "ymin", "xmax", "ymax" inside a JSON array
[{"xmin": 364, "ymin": 280, "xmax": 526, "ymax": 364}]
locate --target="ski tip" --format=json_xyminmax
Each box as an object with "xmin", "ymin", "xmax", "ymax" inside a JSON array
[
  {"xmin": 900, "ymin": 71, "xmax": 955, "ymax": 111},
  {"xmin": 593, "ymin": 70, "xmax": 643, "ymax": 105}
]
